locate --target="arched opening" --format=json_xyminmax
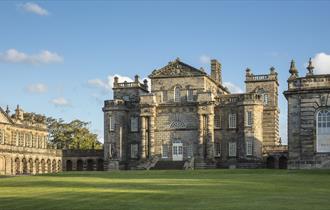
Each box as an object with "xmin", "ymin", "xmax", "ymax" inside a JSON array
[
  {"xmin": 28, "ymin": 158, "xmax": 33, "ymax": 174},
  {"xmin": 58, "ymin": 160, "xmax": 61, "ymax": 172},
  {"xmin": 279, "ymin": 156, "xmax": 288, "ymax": 169},
  {"xmin": 66, "ymin": 160, "xmax": 72, "ymax": 171},
  {"xmin": 87, "ymin": 159, "xmax": 94, "ymax": 171},
  {"xmin": 317, "ymin": 109, "xmax": 330, "ymax": 152},
  {"xmin": 15, "ymin": 158, "xmax": 20, "ymax": 175},
  {"xmin": 22, "ymin": 158, "xmax": 28, "ymax": 175},
  {"xmin": 266, "ymin": 156, "xmax": 275, "ymax": 169},
  {"xmin": 52, "ymin": 160, "xmax": 56, "ymax": 173},
  {"xmin": 77, "ymin": 159, "xmax": 83, "ymax": 171},
  {"xmin": 97, "ymin": 159, "xmax": 104, "ymax": 171},
  {"xmin": 47, "ymin": 159, "xmax": 51, "ymax": 173},
  {"xmin": 40, "ymin": 159, "xmax": 46, "ymax": 174},
  {"xmin": 0, "ymin": 156, "xmax": 5, "ymax": 175},
  {"xmin": 35, "ymin": 159, "xmax": 40, "ymax": 174}
]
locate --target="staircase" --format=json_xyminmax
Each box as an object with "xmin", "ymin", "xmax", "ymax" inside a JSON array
[
  {"xmin": 194, "ymin": 161, "xmax": 216, "ymax": 169},
  {"xmin": 151, "ymin": 161, "xmax": 185, "ymax": 170}
]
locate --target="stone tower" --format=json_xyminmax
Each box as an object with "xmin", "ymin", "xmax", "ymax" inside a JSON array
[{"xmin": 245, "ymin": 67, "xmax": 280, "ymax": 151}]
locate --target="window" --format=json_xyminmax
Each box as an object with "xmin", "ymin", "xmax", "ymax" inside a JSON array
[
  {"xmin": 246, "ymin": 111, "xmax": 253, "ymax": 126},
  {"xmin": 130, "ymin": 117, "xmax": 139, "ymax": 132},
  {"xmin": 109, "ymin": 115, "xmax": 115, "ymax": 131},
  {"xmin": 162, "ymin": 90, "xmax": 168, "ymax": 102},
  {"xmin": 246, "ymin": 139, "xmax": 253, "ymax": 156},
  {"xmin": 317, "ymin": 109, "xmax": 330, "ymax": 152},
  {"xmin": 229, "ymin": 142, "xmax": 237, "ymax": 157},
  {"xmin": 263, "ymin": 94, "xmax": 269, "ymax": 105},
  {"xmin": 187, "ymin": 144, "xmax": 193, "ymax": 158},
  {"xmin": 174, "ymin": 87, "xmax": 181, "ymax": 102},
  {"xmin": 130, "ymin": 144, "xmax": 138, "ymax": 159},
  {"xmin": 0, "ymin": 129, "xmax": 4, "ymax": 144},
  {"xmin": 215, "ymin": 143, "xmax": 221, "ymax": 157},
  {"xmin": 229, "ymin": 114, "xmax": 237, "ymax": 128},
  {"xmin": 214, "ymin": 114, "xmax": 221, "ymax": 128},
  {"xmin": 187, "ymin": 89, "xmax": 193, "ymax": 102},
  {"xmin": 162, "ymin": 144, "xmax": 169, "ymax": 158}
]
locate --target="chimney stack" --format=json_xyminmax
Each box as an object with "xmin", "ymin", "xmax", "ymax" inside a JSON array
[{"xmin": 211, "ymin": 59, "xmax": 222, "ymax": 84}]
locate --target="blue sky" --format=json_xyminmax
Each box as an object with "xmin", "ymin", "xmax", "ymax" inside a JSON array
[{"xmin": 1, "ymin": 1, "xmax": 330, "ymax": 143}]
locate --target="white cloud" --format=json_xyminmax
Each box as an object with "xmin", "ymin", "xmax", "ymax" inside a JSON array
[
  {"xmin": 20, "ymin": 2, "xmax": 49, "ymax": 16},
  {"xmin": 0, "ymin": 49, "xmax": 63, "ymax": 64},
  {"xmin": 223, "ymin": 82, "xmax": 243, "ymax": 93},
  {"xmin": 50, "ymin": 97, "xmax": 70, "ymax": 107},
  {"xmin": 312, "ymin": 52, "xmax": 330, "ymax": 74},
  {"xmin": 199, "ymin": 55, "xmax": 211, "ymax": 65},
  {"xmin": 26, "ymin": 83, "xmax": 48, "ymax": 93}
]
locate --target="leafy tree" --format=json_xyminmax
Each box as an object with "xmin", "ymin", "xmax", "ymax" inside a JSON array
[{"xmin": 47, "ymin": 118, "xmax": 102, "ymax": 150}]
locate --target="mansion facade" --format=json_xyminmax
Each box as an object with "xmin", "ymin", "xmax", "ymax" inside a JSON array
[
  {"xmin": 0, "ymin": 106, "xmax": 62, "ymax": 175},
  {"xmin": 103, "ymin": 58, "xmax": 286, "ymax": 169}
]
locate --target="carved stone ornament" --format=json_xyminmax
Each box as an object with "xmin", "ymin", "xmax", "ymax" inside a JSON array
[{"xmin": 149, "ymin": 59, "xmax": 206, "ymax": 78}]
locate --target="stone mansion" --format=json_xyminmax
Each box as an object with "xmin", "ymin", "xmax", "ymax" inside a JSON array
[{"xmin": 103, "ymin": 58, "xmax": 287, "ymax": 169}]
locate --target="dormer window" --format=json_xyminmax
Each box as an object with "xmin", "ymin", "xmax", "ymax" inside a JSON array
[{"xmin": 174, "ymin": 87, "xmax": 181, "ymax": 102}]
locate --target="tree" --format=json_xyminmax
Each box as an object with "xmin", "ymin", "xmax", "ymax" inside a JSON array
[{"xmin": 47, "ymin": 118, "xmax": 102, "ymax": 150}]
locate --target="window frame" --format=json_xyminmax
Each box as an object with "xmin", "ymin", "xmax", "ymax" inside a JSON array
[
  {"xmin": 246, "ymin": 139, "xmax": 253, "ymax": 156},
  {"xmin": 316, "ymin": 109, "xmax": 330, "ymax": 153},
  {"xmin": 109, "ymin": 115, "xmax": 115, "ymax": 132},
  {"xmin": 130, "ymin": 144, "xmax": 138, "ymax": 159},
  {"xmin": 130, "ymin": 116, "xmax": 139, "ymax": 132},
  {"xmin": 162, "ymin": 144, "xmax": 169, "ymax": 158},
  {"xmin": 246, "ymin": 111, "xmax": 253, "ymax": 127},
  {"xmin": 174, "ymin": 87, "xmax": 181, "ymax": 102},
  {"xmin": 187, "ymin": 89, "xmax": 194, "ymax": 102},
  {"xmin": 228, "ymin": 142, "xmax": 237, "ymax": 157},
  {"xmin": 228, "ymin": 113, "xmax": 237, "ymax": 129}
]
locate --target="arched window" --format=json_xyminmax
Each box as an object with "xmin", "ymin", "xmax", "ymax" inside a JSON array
[
  {"xmin": 174, "ymin": 87, "xmax": 181, "ymax": 102},
  {"xmin": 317, "ymin": 109, "xmax": 330, "ymax": 152}
]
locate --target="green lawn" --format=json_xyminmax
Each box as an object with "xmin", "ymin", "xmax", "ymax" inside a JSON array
[{"xmin": 0, "ymin": 170, "xmax": 330, "ymax": 210}]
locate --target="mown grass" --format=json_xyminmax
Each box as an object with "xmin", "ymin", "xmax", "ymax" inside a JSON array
[{"xmin": 0, "ymin": 169, "xmax": 330, "ymax": 210}]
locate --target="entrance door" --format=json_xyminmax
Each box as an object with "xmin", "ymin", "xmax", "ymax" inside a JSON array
[{"xmin": 172, "ymin": 142, "xmax": 183, "ymax": 161}]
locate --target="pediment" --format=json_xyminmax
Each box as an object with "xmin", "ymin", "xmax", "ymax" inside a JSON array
[
  {"xmin": 149, "ymin": 58, "xmax": 207, "ymax": 78},
  {"xmin": 0, "ymin": 107, "xmax": 13, "ymax": 124}
]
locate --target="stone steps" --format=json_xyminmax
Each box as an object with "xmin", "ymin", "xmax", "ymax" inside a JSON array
[{"xmin": 151, "ymin": 161, "xmax": 185, "ymax": 170}]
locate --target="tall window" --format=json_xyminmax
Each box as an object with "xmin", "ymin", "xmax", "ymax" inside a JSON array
[
  {"xmin": 187, "ymin": 144, "xmax": 193, "ymax": 158},
  {"xmin": 246, "ymin": 111, "xmax": 253, "ymax": 126},
  {"xmin": 0, "ymin": 129, "xmax": 4, "ymax": 144},
  {"xmin": 317, "ymin": 109, "xmax": 330, "ymax": 152},
  {"xmin": 130, "ymin": 144, "xmax": 138, "ymax": 159},
  {"xmin": 162, "ymin": 144, "xmax": 169, "ymax": 158},
  {"xmin": 130, "ymin": 117, "xmax": 139, "ymax": 132},
  {"xmin": 109, "ymin": 115, "xmax": 115, "ymax": 131},
  {"xmin": 229, "ymin": 114, "xmax": 237, "ymax": 128},
  {"xmin": 263, "ymin": 94, "xmax": 269, "ymax": 105},
  {"xmin": 229, "ymin": 142, "xmax": 237, "ymax": 157},
  {"xmin": 162, "ymin": 90, "xmax": 168, "ymax": 102},
  {"xmin": 214, "ymin": 114, "xmax": 221, "ymax": 128},
  {"xmin": 174, "ymin": 87, "xmax": 181, "ymax": 102},
  {"xmin": 215, "ymin": 143, "xmax": 221, "ymax": 157},
  {"xmin": 187, "ymin": 89, "xmax": 193, "ymax": 102},
  {"xmin": 246, "ymin": 139, "xmax": 253, "ymax": 156}
]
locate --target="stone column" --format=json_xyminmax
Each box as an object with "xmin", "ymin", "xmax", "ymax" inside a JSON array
[
  {"xmin": 149, "ymin": 116, "xmax": 155, "ymax": 157},
  {"xmin": 207, "ymin": 114, "xmax": 215, "ymax": 159},
  {"xmin": 140, "ymin": 117, "xmax": 146, "ymax": 159},
  {"xmin": 198, "ymin": 114, "xmax": 204, "ymax": 159}
]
